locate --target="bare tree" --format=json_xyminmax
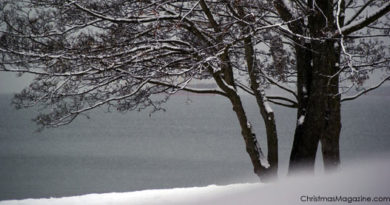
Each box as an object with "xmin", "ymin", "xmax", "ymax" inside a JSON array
[
  {"xmin": 1, "ymin": 0, "xmax": 389, "ymax": 181},
  {"xmin": 272, "ymin": 0, "xmax": 390, "ymax": 173},
  {"xmin": 0, "ymin": 0, "xmax": 291, "ymax": 181}
]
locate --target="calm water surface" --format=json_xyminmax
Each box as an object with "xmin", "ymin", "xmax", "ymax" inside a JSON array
[{"xmin": 0, "ymin": 88, "xmax": 389, "ymax": 200}]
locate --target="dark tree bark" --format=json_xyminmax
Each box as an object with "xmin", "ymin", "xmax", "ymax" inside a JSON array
[
  {"xmin": 322, "ymin": 91, "xmax": 341, "ymax": 171},
  {"xmin": 273, "ymin": 0, "xmax": 389, "ymax": 174},
  {"xmin": 229, "ymin": 93, "xmax": 270, "ymax": 179},
  {"xmin": 211, "ymin": 70, "xmax": 271, "ymax": 181},
  {"xmin": 245, "ymin": 41, "xmax": 279, "ymax": 179},
  {"xmin": 273, "ymin": 0, "xmax": 322, "ymax": 172},
  {"xmin": 232, "ymin": 2, "xmax": 279, "ymax": 180},
  {"xmin": 320, "ymin": 0, "xmax": 345, "ymax": 171},
  {"xmin": 288, "ymin": 0, "xmax": 341, "ymax": 173}
]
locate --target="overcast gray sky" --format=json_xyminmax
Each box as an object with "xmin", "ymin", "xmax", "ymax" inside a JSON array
[{"xmin": 0, "ymin": 72, "xmax": 33, "ymax": 94}]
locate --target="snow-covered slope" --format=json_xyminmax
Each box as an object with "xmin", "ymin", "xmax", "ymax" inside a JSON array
[
  {"xmin": 0, "ymin": 184, "xmax": 262, "ymax": 205},
  {"xmin": 1, "ymin": 156, "xmax": 390, "ymax": 205}
]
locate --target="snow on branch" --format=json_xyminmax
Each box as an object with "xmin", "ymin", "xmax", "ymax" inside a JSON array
[
  {"xmin": 341, "ymin": 75, "xmax": 390, "ymax": 102},
  {"xmin": 72, "ymin": 2, "xmax": 181, "ymax": 24},
  {"xmin": 40, "ymin": 79, "xmax": 151, "ymax": 128},
  {"xmin": 336, "ymin": 0, "xmax": 356, "ymax": 75},
  {"xmin": 273, "ymin": 0, "xmax": 304, "ymax": 34},
  {"xmin": 274, "ymin": 0, "xmax": 299, "ymax": 22},
  {"xmin": 0, "ymin": 19, "xmax": 103, "ymax": 39},
  {"xmin": 247, "ymin": 122, "xmax": 270, "ymax": 169},
  {"xmin": 339, "ymin": 2, "xmax": 390, "ymax": 36},
  {"xmin": 1, "ymin": 64, "xmax": 94, "ymax": 77},
  {"xmin": 148, "ymin": 79, "xmax": 227, "ymax": 97},
  {"xmin": 344, "ymin": 0, "xmax": 375, "ymax": 26}
]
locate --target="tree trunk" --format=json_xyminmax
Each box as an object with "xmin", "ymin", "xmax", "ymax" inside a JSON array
[
  {"xmin": 210, "ymin": 65, "xmax": 272, "ymax": 181},
  {"xmin": 243, "ymin": 36, "xmax": 278, "ymax": 180},
  {"xmin": 288, "ymin": 43, "xmax": 319, "ymax": 173},
  {"xmin": 289, "ymin": 42, "xmax": 342, "ymax": 173},
  {"xmin": 235, "ymin": 4, "xmax": 278, "ymax": 180},
  {"xmin": 289, "ymin": 0, "xmax": 342, "ymax": 174},
  {"xmin": 321, "ymin": 44, "xmax": 342, "ymax": 171},
  {"xmin": 322, "ymin": 93, "xmax": 341, "ymax": 171},
  {"xmin": 228, "ymin": 94, "xmax": 272, "ymax": 180},
  {"xmin": 320, "ymin": 0, "xmax": 345, "ymax": 171}
]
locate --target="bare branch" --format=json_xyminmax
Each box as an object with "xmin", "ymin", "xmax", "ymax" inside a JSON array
[
  {"xmin": 341, "ymin": 76, "xmax": 390, "ymax": 102},
  {"xmin": 344, "ymin": 0, "xmax": 374, "ymax": 26},
  {"xmin": 339, "ymin": 2, "xmax": 390, "ymax": 36},
  {"xmin": 148, "ymin": 79, "xmax": 227, "ymax": 97},
  {"xmin": 72, "ymin": 2, "xmax": 180, "ymax": 24},
  {"xmin": 267, "ymin": 95, "xmax": 298, "ymax": 108},
  {"xmin": 45, "ymin": 78, "xmax": 151, "ymax": 127}
]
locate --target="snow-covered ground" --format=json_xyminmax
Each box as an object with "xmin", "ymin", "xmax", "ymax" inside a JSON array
[{"xmin": 1, "ymin": 156, "xmax": 390, "ymax": 205}]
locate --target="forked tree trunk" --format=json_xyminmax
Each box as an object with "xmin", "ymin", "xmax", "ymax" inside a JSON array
[
  {"xmin": 242, "ymin": 37, "xmax": 278, "ymax": 179},
  {"xmin": 210, "ymin": 66, "xmax": 273, "ymax": 181},
  {"xmin": 289, "ymin": 0, "xmax": 341, "ymax": 173},
  {"xmin": 237, "ymin": 5, "xmax": 278, "ymax": 180},
  {"xmin": 273, "ymin": 0, "xmax": 324, "ymax": 173},
  {"xmin": 289, "ymin": 43, "xmax": 342, "ymax": 173},
  {"xmin": 288, "ymin": 43, "xmax": 319, "ymax": 173}
]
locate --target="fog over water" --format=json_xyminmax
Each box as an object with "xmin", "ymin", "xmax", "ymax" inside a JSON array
[{"xmin": 0, "ymin": 86, "xmax": 389, "ymax": 200}]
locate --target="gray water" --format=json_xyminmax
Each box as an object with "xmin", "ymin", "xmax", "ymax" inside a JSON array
[{"xmin": 0, "ymin": 88, "xmax": 389, "ymax": 200}]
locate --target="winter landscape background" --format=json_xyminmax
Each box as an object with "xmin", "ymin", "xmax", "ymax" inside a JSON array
[{"xmin": 0, "ymin": 85, "xmax": 389, "ymax": 201}]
